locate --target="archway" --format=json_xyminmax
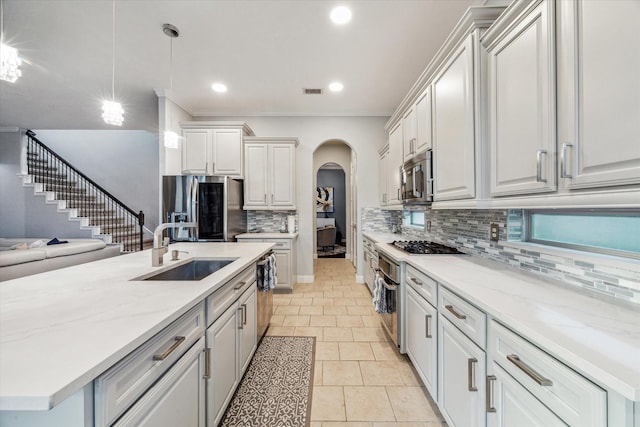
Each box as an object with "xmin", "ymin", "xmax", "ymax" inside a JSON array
[
  {"xmin": 316, "ymin": 163, "xmax": 346, "ymax": 258},
  {"xmin": 312, "ymin": 140, "xmax": 356, "ymax": 265}
]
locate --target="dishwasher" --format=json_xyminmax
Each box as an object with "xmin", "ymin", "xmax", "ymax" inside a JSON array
[{"xmin": 255, "ymin": 251, "xmax": 274, "ymax": 340}]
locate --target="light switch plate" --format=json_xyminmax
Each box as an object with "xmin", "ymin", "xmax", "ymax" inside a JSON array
[{"xmin": 490, "ymin": 223, "xmax": 499, "ymax": 242}]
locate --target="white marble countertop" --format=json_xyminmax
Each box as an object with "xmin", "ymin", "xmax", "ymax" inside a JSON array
[
  {"xmin": 362, "ymin": 231, "xmax": 640, "ymax": 401},
  {"xmin": 236, "ymin": 232, "xmax": 298, "ymax": 239},
  {"xmin": 0, "ymin": 242, "xmax": 273, "ymax": 411}
]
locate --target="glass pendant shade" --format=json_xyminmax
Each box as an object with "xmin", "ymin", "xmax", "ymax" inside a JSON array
[
  {"xmin": 164, "ymin": 130, "xmax": 180, "ymax": 149},
  {"xmin": 102, "ymin": 100, "xmax": 124, "ymax": 126},
  {"xmin": 0, "ymin": 42, "xmax": 22, "ymax": 83}
]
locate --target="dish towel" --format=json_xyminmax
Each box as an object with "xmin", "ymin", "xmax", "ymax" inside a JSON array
[
  {"xmin": 259, "ymin": 254, "xmax": 278, "ymax": 292},
  {"xmin": 372, "ymin": 272, "xmax": 394, "ymax": 314}
]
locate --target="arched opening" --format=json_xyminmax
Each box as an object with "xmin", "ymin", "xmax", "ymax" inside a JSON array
[{"xmin": 312, "ymin": 140, "xmax": 357, "ymax": 267}]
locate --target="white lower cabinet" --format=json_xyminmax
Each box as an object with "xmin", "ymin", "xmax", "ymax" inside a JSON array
[
  {"xmin": 438, "ymin": 315, "xmax": 487, "ymax": 427},
  {"xmin": 114, "ymin": 337, "xmax": 206, "ymax": 427},
  {"xmin": 406, "ymin": 285, "xmax": 437, "ymax": 399},
  {"xmin": 206, "ymin": 282, "xmax": 257, "ymax": 427},
  {"xmin": 487, "ymin": 363, "xmax": 565, "ymax": 427}
]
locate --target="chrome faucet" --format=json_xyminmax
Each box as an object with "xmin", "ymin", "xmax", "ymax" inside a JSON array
[{"xmin": 152, "ymin": 222, "xmax": 196, "ymax": 266}]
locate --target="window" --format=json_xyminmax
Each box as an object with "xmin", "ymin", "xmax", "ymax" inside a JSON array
[
  {"xmin": 524, "ymin": 210, "xmax": 640, "ymax": 259},
  {"xmin": 403, "ymin": 210, "xmax": 425, "ymax": 228}
]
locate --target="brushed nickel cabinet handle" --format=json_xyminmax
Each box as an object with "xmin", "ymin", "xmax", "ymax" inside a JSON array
[
  {"xmin": 536, "ymin": 149, "xmax": 548, "ymax": 183},
  {"xmin": 264, "ymin": 194, "xmax": 267, "ymax": 203},
  {"xmin": 486, "ymin": 375, "xmax": 496, "ymax": 412},
  {"xmin": 425, "ymin": 314, "xmax": 432, "ymax": 338},
  {"xmin": 234, "ymin": 281, "xmax": 247, "ymax": 290},
  {"xmin": 242, "ymin": 303, "xmax": 247, "ymax": 325},
  {"xmin": 203, "ymin": 348, "xmax": 211, "ymax": 379},
  {"xmin": 445, "ymin": 304, "xmax": 466, "ymax": 320},
  {"xmin": 271, "ymin": 194, "xmax": 274, "ymax": 204},
  {"xmin": 507, "ymin": 354, "xmax": 553, "ymax": 386},
  {"xmin": 153, "ymin": 336, "xmax": 186, "ymax": 361},
  {"xmin": 561, "ymin": 143, "xmax": 573, "ymax": 178},
  {"xmin": 237, "ymin": 307, "xmax": 244, "ymax": 329},
  {"xmin": 468, "ymin": 358, "xmax": 478, "ymax": 391},
  {"xmin": 410, "ymin": 277, "xmax": 423, "ymax": 286}
]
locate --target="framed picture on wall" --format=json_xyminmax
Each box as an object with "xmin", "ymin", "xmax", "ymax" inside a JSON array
[{"xmin": 316, "ymin": 186, "xmax": 334, "ymax": 213}]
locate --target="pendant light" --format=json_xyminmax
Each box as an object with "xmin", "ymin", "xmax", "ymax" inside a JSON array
[
  {"xmin": 0, "ymin": 0, "xmax": 22, "ymax": 83},
  {"xmin": 163, "ymin": 23, "xmax": 180, "ymax": 149},
  {"xmin": 102, "ymin": 0, "xmax": 123, "ymax": 126}
]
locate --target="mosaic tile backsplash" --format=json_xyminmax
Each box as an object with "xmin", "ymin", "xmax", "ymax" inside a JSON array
[
  {"xmin": 247, "ymin": 211, "xmax": 298, "ymax": 233},
  {"xmin": 378, "ymin": 206, "xmax": 640, "ymax": 305},
  {"xmin": 361, "ymin": 207, "xmax": 402, "ymax": 232}
]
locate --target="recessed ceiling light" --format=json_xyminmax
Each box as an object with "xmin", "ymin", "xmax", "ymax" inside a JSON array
[
  {"xmin": 329, "ymin": 81, "xmax": 344, "ymax": 92},
  {"xmin": 211, "ymin": 83, "xmax": 228, "ymax": 93},
  {"xmin": 330, "ymin": 6, "xmax": 352, "ymax": 25}
]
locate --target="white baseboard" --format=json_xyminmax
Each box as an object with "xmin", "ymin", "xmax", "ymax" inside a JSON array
[
  {"xmin": 355, "ymin": 275, "xmax": 364, "ymax": 284},
  {"xmin": 297, "ymin": 275, "xmax": 314, "ymax": 283}
]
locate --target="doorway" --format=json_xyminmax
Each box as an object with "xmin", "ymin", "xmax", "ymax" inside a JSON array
[{"xmin": 312, "ymin": 140, "xmax": 356, "ymax": 263}]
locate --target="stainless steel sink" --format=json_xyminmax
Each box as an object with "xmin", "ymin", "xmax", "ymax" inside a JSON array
[{"xmin": 135, "ymin": 258, "xmax": 237, "ymax": 281}]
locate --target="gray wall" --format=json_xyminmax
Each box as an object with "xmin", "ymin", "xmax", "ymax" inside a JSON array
[
  {"xmin": 317, "ymin": 168, "xmax": 346, "ymax": 243},
  {"xmin": 0, "ymin": 130, "xmax": 27, "ymax": 236}
]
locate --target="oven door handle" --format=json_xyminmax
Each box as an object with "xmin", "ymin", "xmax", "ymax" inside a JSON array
[{"xmin": 382, "ymin": 281, "xmax": 398, "ymax": 291}]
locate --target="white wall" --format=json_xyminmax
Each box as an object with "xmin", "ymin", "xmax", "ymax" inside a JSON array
[
  {"xmin": 197, "ymin": 116, "xmax": 388, "ymax": 279},
  {"xmin": 33, "ymin": 129, "xmax": 160, "ymax": 231},
  {"xmin": 0, "ymin": 129, "xmax": 27, "ymax": 236}
]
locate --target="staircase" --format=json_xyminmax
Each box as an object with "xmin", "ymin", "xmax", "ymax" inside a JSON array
[{"xmin": 23, "ymin": 130, "xmax": 145, "ymax": 252}]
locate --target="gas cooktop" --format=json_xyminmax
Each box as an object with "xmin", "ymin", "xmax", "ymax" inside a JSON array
[{"xmin": 389, "ymin": 240, "xmax": 463, "ymax": 255}]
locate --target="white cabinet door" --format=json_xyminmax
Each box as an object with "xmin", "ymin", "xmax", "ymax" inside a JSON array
[
  {"xmin": 406, "ymin": 286, "xmax": 437, "ymax": 400},
  {"xmin": 387, "ymin": 123, "xmax": 403, "ymax": 206},
  {"xmin": 379, "ymin": 148, "xmax": 388, "ymax": 206},
  {"xmin": 114, "ymin": 337, "xmax": 205, "ymax": 427},
  {"xmin": 415, "ymin": 86, "xmax": 433, "ymax": 154},
  {"xmin": 212, "ymin": 129, "xmax": 243, "ymax": 176},
  {"xmin": 182, "ymin": 130, "xmax": 210, "ymax": 174},
  {"xmin": 557, "ymin": 0, "xmax": 640, "ymax": 190},
  {"xmin": 403, "ymin": 106, "xmax": 417, "ymax": 162},
  {"xmin": 273, "ymin": 250, "xmax": 291, "ymax": 291},
  {"xmin": 207, "ymin": 304, "xmax": 239, "ymax": 427},
  {"xmin": 270, "ymin": 144, "xmax": 296, "ymax": 208},
  {"xmin": 433, "ymin": 35, "xmax": 476, "ymax": 201},
  {"xmin": 244, "ymin": 144, "xmax": 269, "ymax": 208},
  {"xmin": 238, "ymin": 285, "xmax": 257, "ymax": 374},
  {"xmin": 488, "ymin": 0, "xmax": 556, "ymax": 196},
  {"xmin": 438, "ymin": 315, "xmax": 486, "ymax": 427},
  {"xmin": 487, "ymin": 363, "xmax": 565, "ymax": 427}
]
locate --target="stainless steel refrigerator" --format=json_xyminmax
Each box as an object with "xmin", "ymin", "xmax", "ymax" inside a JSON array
[{"xmin": 162, "ymin": 175, "xmax": 246, "ymax": 241}]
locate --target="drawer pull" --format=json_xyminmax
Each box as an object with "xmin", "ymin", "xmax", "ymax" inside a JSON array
[
  {"xmin": 203, "ymin": 348, "xmax": 211, "ymax": 379},
  {"xmin": 445, "ymin": 304, "xmax": 466, "ymax": 320},
  {"xmin": 507, "ymin": 354, "xmax": 553, "ymax": 386},
  {"xmin": 410, "ymin": 277, "xmax": 423, "ymax": 286},
  {"xmin": 425, "ymin": 314, "xmax": 432, "ymax": 338},
  {"xmin": 468, "ymin": 357, "xmax": 478, "ymax": 391},
  {"xmin": 153, "ymin": 336, "xmax": 185, "ymax": 361},
  {"xmin": 486, "ymin": 375, "xmax": 496, "ymax": 413},
  {"xmin": 233, "ymin": 281, "xmax": 247, "ymax": 290}
]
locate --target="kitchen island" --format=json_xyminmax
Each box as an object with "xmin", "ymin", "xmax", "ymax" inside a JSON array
[{"xmin": 0, "ymin": 242, "xmax": 273, "ymax": 424}]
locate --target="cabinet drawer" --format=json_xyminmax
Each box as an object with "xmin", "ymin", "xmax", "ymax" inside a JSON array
[
  {"xmin": 489, "ymin": 320, "xmax": 607, "ymax": 427},
  {"xmin": 264, "ymin": 238, "xmax": 291, "ymax": 250},
  {"xmin": 406, "ymin": 264, "xmax": 437, "ymax": 307},
  {"xmin": 438, "ymin": 286, "xmax": 486, "ymax": 348},
  {"xmin": 94, "ymin": 303, "xmax": 205, "ymax": 427},
  {"xmin": 363, "ymin": 237, "xmax": 375, "ymax": 252},
  {"xmin": 206, "ymin": 265, "xmax": 255, "ymax": 326}
]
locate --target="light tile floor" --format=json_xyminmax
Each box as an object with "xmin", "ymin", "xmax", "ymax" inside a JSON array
[{"xmin": 266, "ymin": 258, "xmax": 447, "ymax": 427}]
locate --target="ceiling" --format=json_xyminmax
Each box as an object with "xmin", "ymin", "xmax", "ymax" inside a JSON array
[{"xmin": 0, "ymin": 0, "xmax": 486, "ymax": 133}]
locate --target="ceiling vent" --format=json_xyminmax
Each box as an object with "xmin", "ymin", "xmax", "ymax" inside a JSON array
[{"xmin": 303, "ymin": 88, "xmax": 323, "ymax": 95}]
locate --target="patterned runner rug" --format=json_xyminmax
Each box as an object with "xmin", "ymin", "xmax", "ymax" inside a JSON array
[{"xmin": 220, "ymin": 336, "xmax": 316, "ymax": 427}]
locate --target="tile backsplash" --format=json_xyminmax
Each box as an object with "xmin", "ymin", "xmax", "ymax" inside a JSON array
[
  {"xmin": 361, "ymin": 207, "xmax": 402, "ymax": 233},
  {"xmin": 247, "ymin": 211, "xmax": 298, "ymax": 233},
  {"xmin": 383, "ymin": 206, "xmax": 640, "ymax": 305}
]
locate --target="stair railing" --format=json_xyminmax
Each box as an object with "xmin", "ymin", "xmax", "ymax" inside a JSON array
[{"xmin": 25, "ymin": 130, "xmax": 145, "ymax": 252}]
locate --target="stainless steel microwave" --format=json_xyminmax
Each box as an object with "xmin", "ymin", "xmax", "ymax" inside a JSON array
[{"xmin": 401, "ymin": 150, "xmax": 433, "ymax": 204}]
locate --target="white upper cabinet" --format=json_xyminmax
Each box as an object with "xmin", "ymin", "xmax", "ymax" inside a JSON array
[
  {"xmin": 387, "ymin": 122, "xmax": 403, "ymax": 207},
  {"xmin": 433, "ymin": 34, "xmax": 476, "ymax": 201},
  {"xmin": 181, "ymin": 122, "xmax": 254, "ymax": 177},
  {"xmin": 243, "ymin": 137, "xmax": 298, "ymax": 210},
  {"xmin": 403, "ymin": 106, "xmax": 417, "ymax": 162},
  {"xmin": 415, "ymin": 86, "xmax": 433, "ymax": 155},
  {"xmin": 557, "ymin": 0, "xmax": 640, "ymax": 190},
  {"xmin": 378, "ymin": 145, "xmax": 389, "ymax": 206},
  {"xmin": 485, "ymin": 0, "xmax": 556, "ymax": 197}
]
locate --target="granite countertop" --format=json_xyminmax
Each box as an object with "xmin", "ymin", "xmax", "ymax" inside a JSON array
[
  {"xmin": 362, "ymin": 231, "xmax": 640, "ymax": 401},
  {"xmin": 0, "ymin": 242, "xmax": 273, "ymax": 411},
  {"xmin": 237, "ymin": 232, "xmax": 298, "ymax": 239}
]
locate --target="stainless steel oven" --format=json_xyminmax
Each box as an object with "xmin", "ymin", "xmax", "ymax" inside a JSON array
[
  {"xmin": 377, "ymin": 252, "xmax": 400, "ymax": 347},
  {"xmin": 401, "ymin": 150, "xmax": 433, "ymax": 204}
]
